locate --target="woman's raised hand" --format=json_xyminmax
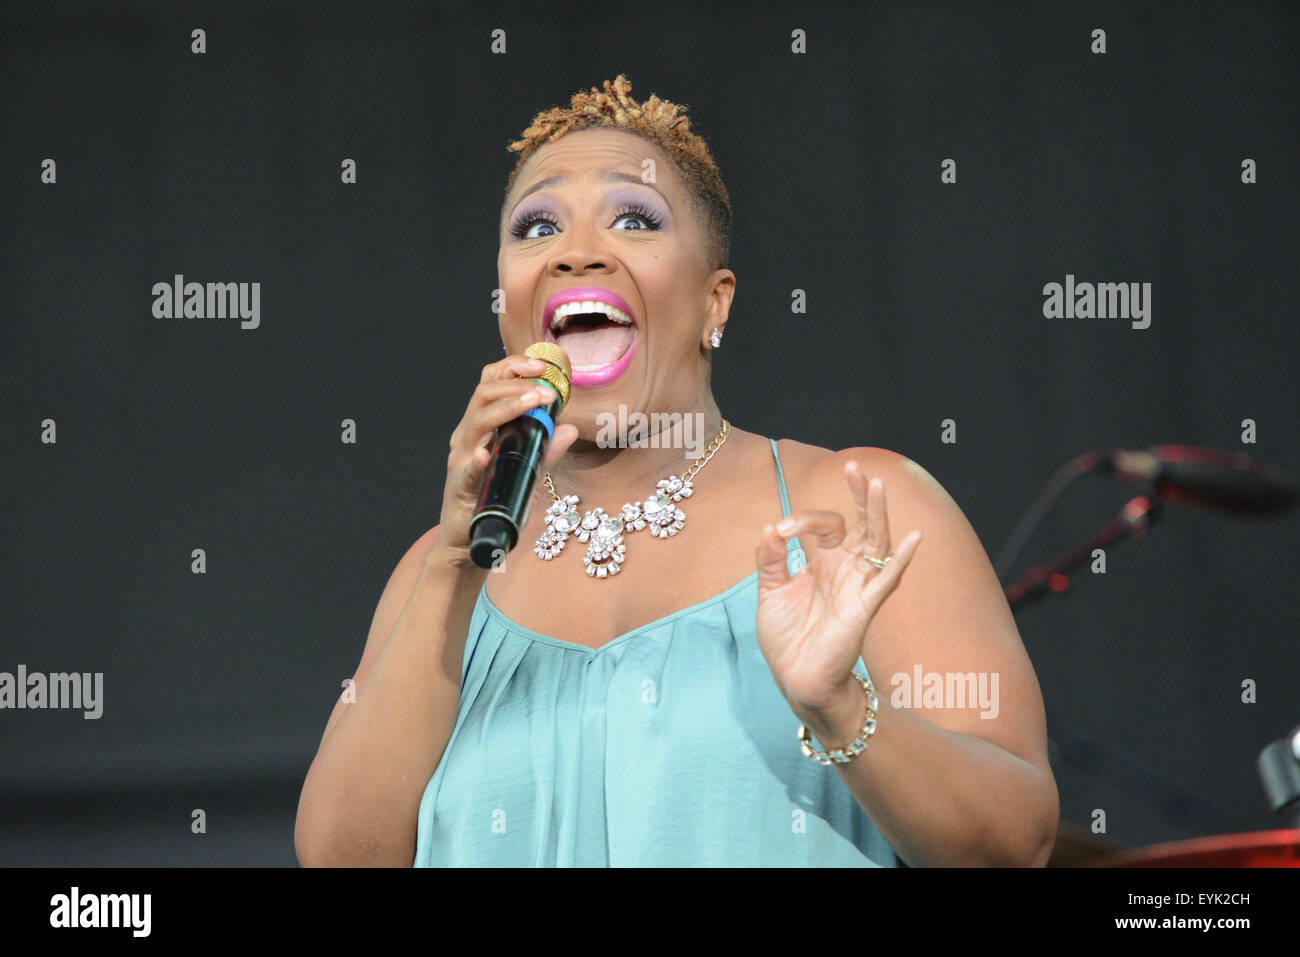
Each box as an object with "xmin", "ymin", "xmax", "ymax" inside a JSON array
[
  {"xmin": 755, "ymin": 459, "xmax": 922, "ymax": 721},
  {"xmin": 430, "ymin": 354, "xmax": 580, "ymax": 569}
]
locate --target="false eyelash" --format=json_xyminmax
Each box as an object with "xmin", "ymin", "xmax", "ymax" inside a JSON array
[
  {"xmin": 508, "ymin": 211, "xmax": 560, "ymax": 239},
  {"xmin": 508, "ymin": 203, "xmax": 665, "ymax": 239},
  {"xmin": 612, "ymin": 202, "xmax": 665, "ymax": 230}
]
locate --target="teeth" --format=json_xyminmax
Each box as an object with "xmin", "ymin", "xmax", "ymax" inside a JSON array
[{"xmin": 548, "ymin": 300, "xmax": 634, "ymax": 333}]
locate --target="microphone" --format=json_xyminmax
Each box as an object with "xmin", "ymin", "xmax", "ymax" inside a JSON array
[
  {"xmin": 1101, "ymin": 445, "xmax": 1299, "ymax": 515},
  {"xmin": 469, "ymin": 342, "xmax": 572, "ymax": 569}
]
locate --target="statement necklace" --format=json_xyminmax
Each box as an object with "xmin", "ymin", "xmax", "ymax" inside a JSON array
[{"xmin": 533, "ymin": 419, "xmax": 731, "ymax": 579}]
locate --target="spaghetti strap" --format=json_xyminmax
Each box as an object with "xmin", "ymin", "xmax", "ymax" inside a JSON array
[{"xmin": 768, "ymin": 438, "xmax": 808, "ymax": 576}]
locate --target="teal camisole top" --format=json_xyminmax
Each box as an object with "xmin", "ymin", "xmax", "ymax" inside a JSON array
[{"xmin": 413, "ymin": 438, "xmax": 900, "ymax": 867}]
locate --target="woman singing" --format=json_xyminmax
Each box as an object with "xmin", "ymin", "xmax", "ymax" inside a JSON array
[{"xmin": 295, "ymin": 75, "xmax": 1058, "ymax": 867}]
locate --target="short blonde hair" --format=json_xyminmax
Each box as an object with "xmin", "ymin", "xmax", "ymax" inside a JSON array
[{"xmin": 503, "ymin": 74, "xmax": 732, "ymax": 270}]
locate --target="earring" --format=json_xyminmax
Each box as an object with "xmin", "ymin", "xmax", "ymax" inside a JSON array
[{"xmin": 709, "ymin": 328, "xmax": 723, "ymax": 348}]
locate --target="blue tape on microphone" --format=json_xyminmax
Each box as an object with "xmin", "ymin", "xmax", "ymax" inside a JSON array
[{"xmin": 525, "ymin": 406, "xmax": 554, "ymax": 440}]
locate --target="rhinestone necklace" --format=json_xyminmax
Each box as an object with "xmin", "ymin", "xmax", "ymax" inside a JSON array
[{"xmin": 533, "ymin": 419, "xmax": 731, "ymax": 579}]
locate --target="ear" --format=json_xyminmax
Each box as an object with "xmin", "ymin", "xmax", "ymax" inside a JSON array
[{"xmin": 701, "ymin": 268, "xmax": 736, "ymax": 348}]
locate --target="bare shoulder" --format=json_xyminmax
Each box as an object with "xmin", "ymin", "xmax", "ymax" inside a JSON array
[
  {"xmin": 779, "ymin": 439, "xmax": 953, "ymax": 514},
  {"xmin": 781, "ymin": 440, "xmax": 994, "ymax": 583}
]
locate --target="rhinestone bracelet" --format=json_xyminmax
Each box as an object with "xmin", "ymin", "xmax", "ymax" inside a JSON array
[{"xmin": 797, "ymin": 671, "xmax": 879, "ymax": 765}]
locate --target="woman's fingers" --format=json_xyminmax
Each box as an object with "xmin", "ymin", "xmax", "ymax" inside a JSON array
[
  {"xmin": 864, "ymin": 476, "xmax": 892, "ymax": 555},
  {"xmin": 456, "ymin": 353, "xmax": 551, "ymax": 453},
  {"xmin": 459, "ymin": 384, "xmax": 556, "ymax": 461},
  {"xmin": 760, "ymin": 511, "xmax": 846, "ymax": 591},
  {"xmin": 859, "ymin": 529, "xmax": 922, "ymax": 613},
  {"xmin": 774, "ymin": 510, "xmax": 847, "ymax": 548},
  {"xmin": 450, "ymin": 376, "xmax": 550, "ymax": 452},
  {"xmin": 839, "ymin": 460, "xmax": 872, "ymax": 554},
  {"xmin": 756, "ymin": 523, "xmax": 794, "ymax": 590},
  {"xmin": 773, "ymin": 490, "xmax": 917, "ymax": 592},
  {"xmin": 481, "ymin": 354, "xmax": 548, "ymax": 384},
  {"xmin": 840, "ymin": 462, "xmax": 892, "ymax": 561}
]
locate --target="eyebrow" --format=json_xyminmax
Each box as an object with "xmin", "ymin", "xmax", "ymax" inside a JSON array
[{"xmin": 508, "ymin": 170, "xmax": 674, "ymax": 218}]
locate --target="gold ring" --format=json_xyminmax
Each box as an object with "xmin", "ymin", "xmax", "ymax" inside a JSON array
[{"xmin": 857, "ymin": 553, "xmax": 891, "ymax": 570}]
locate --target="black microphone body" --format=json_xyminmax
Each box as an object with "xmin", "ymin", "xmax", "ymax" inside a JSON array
[{"xmin": 469, "ymin": 391, "xmax": 563, "ymax": 568}]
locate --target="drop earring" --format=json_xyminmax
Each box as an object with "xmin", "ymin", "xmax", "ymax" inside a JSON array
[{"xmin": 709, "ymin": 328, "xmax": 723, "ymax": 348}]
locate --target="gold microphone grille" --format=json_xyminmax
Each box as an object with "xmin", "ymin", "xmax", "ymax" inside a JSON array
[{"xmin": 523, "ymin": 341, "xmax": 571, "ymax": 406}]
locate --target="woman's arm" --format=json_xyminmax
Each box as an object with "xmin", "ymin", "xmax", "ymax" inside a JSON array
[
  {"xmin": 775, "ymin": 449, "xmax": 1058, "ymax": 867},
  {"xmin": 295, "ymin": 352, "xmax": 575, "ymax": 867},
  {"xmin": 294, "ymin": 526, "xmax": 487, "ymax": 867}
]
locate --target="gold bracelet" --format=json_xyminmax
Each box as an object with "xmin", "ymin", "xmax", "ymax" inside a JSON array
[{"xmin": 797, "ymin": 671, "xmax": 879, "ymax": 765}]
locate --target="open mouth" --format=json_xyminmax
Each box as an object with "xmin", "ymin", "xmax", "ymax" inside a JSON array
[{"xmin": 543, "ymin": 297, "xmax": 639, "ymax": 388}]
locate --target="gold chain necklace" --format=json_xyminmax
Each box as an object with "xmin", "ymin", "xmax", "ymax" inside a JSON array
[{"xmin": 534, "ymin": 419, "xmax": 731, "ymax": 579}]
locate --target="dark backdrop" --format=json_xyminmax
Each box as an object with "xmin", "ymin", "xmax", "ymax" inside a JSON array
[{"xmin": 2, "ymin": 0, "xmax": 1296, "ymax": 865}]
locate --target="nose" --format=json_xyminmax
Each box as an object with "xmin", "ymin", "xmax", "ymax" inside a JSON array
[{"xmin": 546, "ymin": 219, "xmax": 616, "ymax": 277}]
